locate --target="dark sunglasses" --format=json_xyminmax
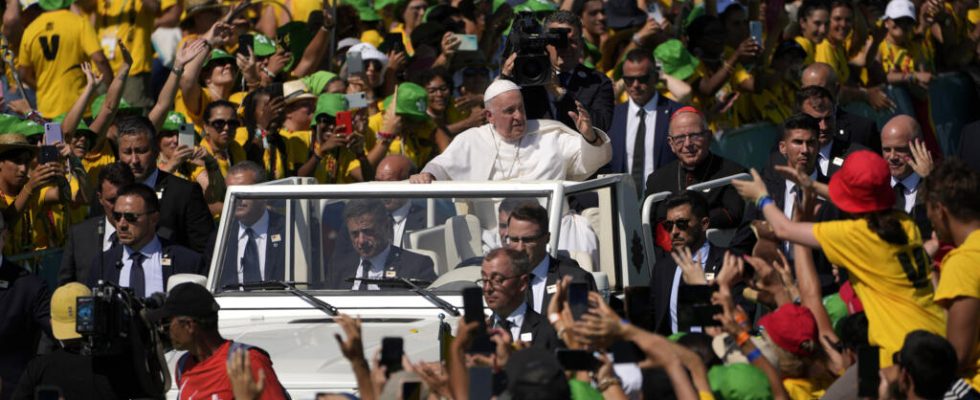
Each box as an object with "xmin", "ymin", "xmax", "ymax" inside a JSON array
[
  {"xmin": 663, "ymin": 218, "xmax": 691, "ymax": 231},
  {"xmin": 209, "ymin": 119, "xmax": 241, "ymax": 130},
  {"xmin": 113, "ymin": 211, "xmax": 155, "ymax": 223},
  {"xmin": 623, "ymin": 74, "xmax": 651, "ymax": 85}
]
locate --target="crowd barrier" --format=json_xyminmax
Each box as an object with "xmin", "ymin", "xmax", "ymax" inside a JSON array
[{"xmin": 10, "ymin": 248, "xmax": 63, "ymax": 289}]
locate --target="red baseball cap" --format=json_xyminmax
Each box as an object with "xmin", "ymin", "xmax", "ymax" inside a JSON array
[
  {"xmin": 759, "ymin": 304, "xmax": 818, "ymax": 357},
  {"xmin": 828, "ymin": 150, "xmax": 895, "ymax": 214}
]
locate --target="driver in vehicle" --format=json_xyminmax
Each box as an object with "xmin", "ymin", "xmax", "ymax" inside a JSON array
[{"xmin": 325, "ymin": 199, "xmax": 437, "ymax": 290}]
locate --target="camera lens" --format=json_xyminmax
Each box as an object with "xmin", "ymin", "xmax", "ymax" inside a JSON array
[{"xmin": 520, "ymin": 60, "xmax": 544, "ymax": 81}]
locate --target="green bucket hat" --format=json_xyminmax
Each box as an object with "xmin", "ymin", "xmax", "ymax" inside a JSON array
[
  {"xmin": 301, "ymin": 71, "xmax": 339, "ymax": 95},
  {"xmin": 373, "ymin": 0, "xmax": 404, "ymax": 12},
  {"xmin": 253, "ymin": 33, "xmax": 277, "ymax": 57},
  {"xmin": 0, "ymin": 114, "xmax": 24, "ymax": 134},
  {"xmin": 823, "ymin": 293, "xmax": 848, "ymax": 334},
  {"xmin": 204, "ymin": 49, "xmax": 235, "ymax": 69},
  {"xmin": 655, "ymin": 39, "xmax": 700, "ymax": 81},
  {"xmin": 38, "ymin": 0, "xmax": 73, "ymax": 11},
  {"xmin": 161, "ymin": 111, "xmax": 188, "ymax": 132},
  {"xmin": 343, "ymin": 0, "xmax": 381, "ymax": 21},
  {"xmin": 513, "ymin": 0, "xmax": 557, "ymax": 13},
  {"xmin": 90, "ymin": 94, "xmax": 138, "ymax": 118},
  {"xmin": 708, "ymin": 364, "xmax": 773, "ymax": 400},
  {"xmin": 312, "ymin": 93, "xmax": 349, "ymax": 125},
  {"xmin": 13, "ymin": 119, "xmax": 44, "ymax": 137},
  {"xmin": 382, "ymin": 82, "xmax": 429, "ymax": 120}
]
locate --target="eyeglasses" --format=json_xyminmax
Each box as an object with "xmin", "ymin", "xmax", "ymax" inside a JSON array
[
  {"xmin": 668, "ymin": 131, "xmax": 709, "ymax": 143},
  {"xmin": 622, "ymin": 74, "xmax": 651, "ymax": 85},
  {"xmin": 476, "ymin": 274, "xmax": 523, "ymax": 288},
  {"xmin": 663, "ymin": 218, "xmax": 691, "ymax": 231},
  {"xmin": 113, "ymin": 211, "xmax": 155, "ymax": 223},
  {"xmin": 505, "ymin": 232, "xmax": 547, "ymax": 244},
  {"xmin": 209, "ymin": 119, "xmax": 241, "ymax": 131}
]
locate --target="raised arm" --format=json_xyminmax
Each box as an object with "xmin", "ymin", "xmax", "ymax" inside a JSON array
[
  {"xmin": 61, "ymin": 62, "xmax": 100, "ymax": 140},
  {"xmin": 89, "ymin": 41, "xmax": 133, "ymax": 145},
  {"xmin": 150, "ymin": 39, "xmax": 208, "ymax": 131},
  {"xmin": 733, "ymin": 169, "xmax": 821, "ymax": 249},
  {"xmin": 289, "ymin": 4, "xmax": 334, "ymax": 78}
]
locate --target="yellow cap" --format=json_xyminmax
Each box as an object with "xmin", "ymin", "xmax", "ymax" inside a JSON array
[{"xmin": 51, "ymin": 283, "xmax": 92, "ymax": 340}]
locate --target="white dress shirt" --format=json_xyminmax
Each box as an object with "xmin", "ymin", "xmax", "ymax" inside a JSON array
[
  {"xmin": 236, "ymin": 210, "xmax": 270, "ymax": 282},
  {"xmin": 783, "ymin": 170, "xmax": 818, "ymax": 219},
  {"xmin": 669, "ymin": 241, "xmax": 711, "ymax": 333},
  {"xmin": 818, "ymin": 142, "xmax": 833, "ymax": 177},
  {"xmin": 891, "ymin": 173, "xmax": 920, "ymax": 213},
  {"xmin": 352, "ymin": 245, "xmax": 393, "ymax": 290},
  {"xmin": 496, "ymin": 302, "xmax": 528, "ymax": 341},
  {"xmin": 625, "ymin": 94, "xmax": 660, "ymax": 190},
  {"xmin": 103, "ymin": 217, "xmax": 117, "ymax": 251},
  {"xmin": 530, "ymin": 256, "xmax": 551, "ymax": 313},
  {"xmin": 391, "ymin": 201, "xmax": 412, "ymax": 247},
  {"xmin": 119, "ymin": 236, "xmax": 164, "ymax": 296}
]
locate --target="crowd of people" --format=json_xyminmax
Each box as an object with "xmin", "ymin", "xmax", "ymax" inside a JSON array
[{"xmin": 0, "ymin": 0, "xmax": 979, "ymax": 396}]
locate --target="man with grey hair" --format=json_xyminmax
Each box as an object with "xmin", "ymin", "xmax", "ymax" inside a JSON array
[
  {"xmin": 217, "ymin": 161, "xmax": 286, "ymax": 287},
  {"xmin": 409, "ymin": 79, "xmax": 611, "ymax": 182},
  {"xmin": 800, "ymin": 62, "xmax": 881, "ymax": 152},
  {"xmin": 881, "ymin": 115, "xmax": 933, "ymax": 236},
  {"xmin": 480, "ymin": 247, "xmax": 560, "ymax": 350}
]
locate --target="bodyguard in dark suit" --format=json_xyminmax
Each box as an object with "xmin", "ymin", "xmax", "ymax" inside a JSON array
[
  {"xmin": 59, "ymin": 163, "xmax": 135, "ymax": 285},
  {"xmin": 801, "ymin": 62, "xmax": 880, "ymax": 152},
  {"xmin": 794, "ymin": 85, "xmax": 867, "ymax": 183},
  {"xmin": 644, "ymin": 107, "xmax": 746, "ymax": 229},
  {"xmin": 86, "ymin": 184, "xmax": 204, "ymax": 297},
  {"xmin": 604, "ymin": 49, "xmax": 683, "ymax": 194},
  {"xmin": 375, "ymin": 155, "xmax": 454, "ymax": 246},
  {"xmin": 880, "ymin": 115, "xmax": 933, "ymax": 237},
  {"xmin": 325, "ymin": 199, "xmax": 437, "ymax": 290},
  {"xmin": 114, "ymin": 116, "xmax": 214, "ymax": 253},
  {"xmin": 482, "ymin": 248, "xmax": 561, "ymax": 351}
]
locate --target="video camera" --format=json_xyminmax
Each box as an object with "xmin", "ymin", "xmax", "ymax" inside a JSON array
[
  {"xmin": 506, "ymin": 12, "xmax": 568, "ymax": 86},
  {"xmin": 76, "ymin": 282, "xmax": 171, "ymax": 397}
]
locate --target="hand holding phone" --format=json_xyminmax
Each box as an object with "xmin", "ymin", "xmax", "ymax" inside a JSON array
[
  {"xmin": 335, "ymin": 111, "xmax": 353, "ymax": 136},
  {"xmin": 455, "ymin": 34, "xmax": 478, "ymax": 51},
  {"xmin": 43, "ymin": 123, "xmax": 63, "ymax": 145},
  {"xmin": 178, "ymin": 123, "xmax": 196, "ymax": 148},
  {"xmin": 749, "ymin": 21, "xmax": 763, "ymax": 45},
  {"xmin": 38, "ymin": 145, "xmax": 60, "ymax": 164},
  {"xmin": 462, "ymin": 287, "xmax": 493, "ymax": 354},
  {"xmin": 568, "ymin": 282, "xmax": 590, "ymax": 320},
  {"xmin": 347, "ymin": 51, "xmax": 364, "ymax": 75},
  {"xmin": 381, "ymin": 337, "xmax": 404, "ymax": 377}
]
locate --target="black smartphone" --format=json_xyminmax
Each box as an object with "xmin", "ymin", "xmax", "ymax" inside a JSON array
[
  {"xmin": 38, "ymin": 145, "xmax": 60, "ymax": 164},
  {"xmin": 857, "ymin": 345, "xmax": 880, "ymax": 398},
  {"xmin": 556, "ymin": 349, "xmax": 600, "ymax": 370},
  {"xmin": 462, "ymin": 287, "xmax": 492, "ymax": 354},
  {"xmin": 380, "ymin": 337, "xmax": 404, "ymax": 377},
  {"xmin": 569, "ymin": 282, "xmax": 589, "ymax": 320},
  {"xmin": 269, "ymin": 82, "xmax": 284, "ymax": 100},
  {"xmin": 468, "ymin": 366, "xmax": 493, "ymax": 400},
  {"xmin": 35, "ymin": 386, "xmax": 62, "ymax": 400},
  {"xmin": 237, "ymin": 33, "xmax": 253, "ymax": 56},
  {"xmin": 402, "ymin": 381, "xmax": 422, "ymax": 400},
  {"xmin": 677, "ymin": 285, "xmax": 721, "ymax": 330},
  {"xmin": 677, "ymin": 284, "xmax": 715, "ymax": 304},
  {"xmin": 382, "ymin": 32, "xmax": 406, "ymax": 53},
  {"xmin": 624, "ymin": 286, "xmax": 653, "ymax": 331}
]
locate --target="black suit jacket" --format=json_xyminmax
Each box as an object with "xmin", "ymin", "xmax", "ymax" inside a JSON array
[
  {"xmin": 0, "ymin": 259, "xmax": 51, "ymax": 400},
  {"xmin": 58, "ymin": 216, "xmax": 107, "ymax": 285},
  {"xmin": 649, "ymin": 245, "xmax": 725, "ymax": 335},
  {"xmin": 902, "ymin": 179, "xmax": 933, "ymax": 239},
  {"xmin": 86, "ymin": 238, "xmax": 205, "ymax": 294},
  {"xmin": 644, "ymin": 153, "xmax": 747, "ymax": 229},
  {"xmin": 835, "ymin": 108, "xmax": 880, "ymax": 153},
  {"xmin": 518, "ymin": 64, "xmax": 614, "ymax": 132},
  {"xmin": 153, "ymin": 170, "xmax": 214, "ymax": 253},
  {"xmin": 604, "ymin": 96, "xmax": 683, "ymax": 188},
  {"xmin": 513, "ymin": 308, "xmax": 561, "ymax": 351},
  {"xmin": 324, "ymin": 245, "xmax": 437, "ymax": 290},
  {"xmin": 527, "ymin": 256, "xmax": 598, "ymax": 313},
  {"xmin": 768, "ymin": 138, "xmax": 866, "ymax": 184},
  {"xmin": 218, "ymin": 211, "xmax": 287, "ymax": 288},
  {"xmin": 959, "ymin": 120, "xmax": 980, "ymax": 173}
]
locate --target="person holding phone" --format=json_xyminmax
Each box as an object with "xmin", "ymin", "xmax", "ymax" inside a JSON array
[
  {"xmin": 479, "ymin": 248, "xmax": 561, "ymax": 350},
  {"xmin": 190, "ymin": 100, "xmax": 245, "ymax": 214},
  {"xmin": 0, "ymin": 133, "xmax": 71, "ymax": 254},
  {"xmin": 297, "ymin": 93, "xmax": 379, "ymax": 183}
]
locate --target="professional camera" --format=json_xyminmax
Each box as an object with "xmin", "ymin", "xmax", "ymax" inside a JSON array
[
  {"xmin": 76, "ymin": 282, "xmax": 171, "ymax": 397},
  {"xmin": 506, "ymin": 12, "xmax": 568, "ymax": 86}
]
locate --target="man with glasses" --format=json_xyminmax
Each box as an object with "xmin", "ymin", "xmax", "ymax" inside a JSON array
[
  {"xmin": 505, "ymin": 203, "xmax": 596, "ymax": 314},
  {"xmin": 606, "ymin": 49, "xmax": 682, "ymax": 195},
  {"xmin": 116, "ymin": 115, "xmax": 214, "ymax": 253},
  {"xmin": 645, "ymin": 107, "xmax": 746, "ymax": 229},
  {"xmin": 87, "ymin": 184, "xmax": 204, "ymax": 297},
  {"xmin": 480, "ymin": 248, "xmax": 560, "ymax": 350}
]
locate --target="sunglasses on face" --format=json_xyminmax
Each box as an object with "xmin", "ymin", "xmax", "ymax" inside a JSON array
[
  {"xmin": 622, "ymin": 74, "xmax": 651, "ymax": 85},
  {"xmin": 113, "ymin": 211, "xmax": 154, "ymax": 223},
  {"xmin": 663, "ymin": 218, "xmax": 691, "ymax": 231},
  {"xmin": 209, "ymin": 119, "xmax": 241, "ymax": 130}
]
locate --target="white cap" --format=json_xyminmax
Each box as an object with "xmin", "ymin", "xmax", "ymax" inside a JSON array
[
  {"xmin": 347, "ymin": 42, "xmax": 389, "ymax": 69},
  {"xmin": 337, "ymin": 38, "xmax": 361, "ymax": 51},
  {"xmin": 884, "ymin": 0, "xmax": 916, "ymax": 21},
  {"xmin": 484, "ymin": 79, "xmax": 521, "ymax": 102}
]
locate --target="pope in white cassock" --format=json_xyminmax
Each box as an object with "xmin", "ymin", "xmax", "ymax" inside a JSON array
[{"xmin": 409, "ymin": 79, "xmax": 612, "ymax": 182}]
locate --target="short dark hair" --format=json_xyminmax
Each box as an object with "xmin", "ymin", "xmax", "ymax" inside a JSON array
[
  {"xmin": 624, "ymin": 48, "xmax": 657, "ymax": 68},
  {"xmin": 829, "ymin": 0, "xmax": 853, "ymax": 13},
  {"xmin": 413, "ymin": 67, "xmax": 453, "ymax": 92},
  {"xmin": 116, "ymin": 115, "xmax": 157, "ymax": 145},
  {"xmin": 895, "ymin": 330, "xmax": 959, "ymax": 399},
  {"xmin": 343, "ymin": 199, "xmax": 391, "ymax": 226},
  {"xmin": 570, "ymin": 0, "xmax": 601, "ymax": 17},
  {"xmin": 97, "ymin": 162, "xmax": 136, "ymax": 193},
  {"xmin": 116, "ymin": 183, "xmax": 160, "ymax": 213},
  {"xmin": 543, "ymin": 10, "xmax": 582, "ymax": 34},
  {"xmin": 781, "ymin": 113, "xmax": 821, "ymax": 140},
  {"xmin": 484, "ymin": 247, "xmax": 532, "ymax": 275},
  {"xmin": 203, "ymin": 100, "xmax": 239, "ymax": 123},
  {"xmin": 499, "ymin": 198, "xmax": 539, "ymax": 215},
  {"xmin": 663, "ymin": 190, "xmax": 709, "ymax": 221},
  {"xmin": 796, "ymin": 85, "xmax": 835, "ymax": 109},
  {"xmin": 838, "ymin": 312, "xmax": 869, "ymax": 352},
  {"xmin": 507, "ymin": 203, "xmax": 549, "ymax": 234},
  {"xmin": 798, "ymin": 0, "xmax": 830, "ymax": 22},
  {"xmin": 922, "ymin": 158, "xmax": 980, "ymax": 222},
  {"xmin": 228, "ymin": 161, "xmax": 268, "ymax": 185}
]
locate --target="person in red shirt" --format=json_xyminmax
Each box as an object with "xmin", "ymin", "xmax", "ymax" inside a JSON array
[{"xmin": 147, "ymin": 283, "xmax": 288, "ymax": 399}]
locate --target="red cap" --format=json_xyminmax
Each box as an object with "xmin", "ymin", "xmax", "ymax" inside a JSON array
[
  {"xmin": 759, "ymin": 304, "xmax": 818, "ymax": 357},
  {"xmin": 670, "ymin": 106, "xmax": 703, "ymax": 121},
  {"xmin": 828, "ymin": 150, "xmax": 895, "ymax": 214},
  {"xmin": 838, "ymin": 281, "xmax": 864, "ymax": 314}
]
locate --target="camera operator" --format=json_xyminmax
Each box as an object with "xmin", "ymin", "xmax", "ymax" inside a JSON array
[{"xmin": 147, "ymin": 282, "xmax": 287, "ymax": 399}]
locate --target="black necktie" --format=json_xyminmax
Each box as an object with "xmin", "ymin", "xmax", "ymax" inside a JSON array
[
  {"xmin": 894, "ymin": 183, "xmax": 907, "ymax": 212},
  {"xmin": 497, "ymin": 317, "xmax": 512, "ymax": 332},
  {"xmin": 358, "ymin": 259, "xmax": 372, "ymax": 291},
  {"xmin": 108, "ymin": 232, "xmax": 119, "ymax": 248},
  {"xmin": 242, "ymin": 227, "xmax": 261, "ymax": 283},
  {"xmin": 632, "ymin": 108, "xmax": 647, "ymax": 195},
  {"xmin": 130, "ymin": 252, "xmax": 146, "ymax": 298}
]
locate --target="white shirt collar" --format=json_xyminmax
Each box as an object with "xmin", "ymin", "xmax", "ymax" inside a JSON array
[
  {"xmin": 891, "ymin": 173, "xmax": 920, "ymax": 192},
  {"xmin": 628, "ymin": 93, "xmax": 660, "ymax": 114},
  {"xmin": 500, "ymin": 302, "xmax": 528, "ymax": 325},
  {"xmin": 142, "ymin": 168, "xmax": 160, "ymax": 189},
  {"xmin": 124, "ymin": 235, "xmax": 162, "ymax": 259},
  {"xmin": 531, "ymin": 256, "xmax": 549, "ymax": 279},
  {"xmin": 238, "ymin": 210, "xmax": 271, "ymax": 240},
  {"xmin": 819, "ymin": 142, "xmax": 832, "ymax": 160},
  {"xmin": 364, "ymin": 245, "xmax": 393, "ymax": 270},
  {"xmin": 391, "ymin": 201, "xmax": 412, "ymax": 223}
]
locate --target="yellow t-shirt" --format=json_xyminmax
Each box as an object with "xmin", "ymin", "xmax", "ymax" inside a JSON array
[
  {"xmin": 364, "ymin": 112, "xmax": 436, "ymax": 169},
  {"xmin": 389, "ymin": 24, "xmax": 416, "ymax": 56},
  {"xmin": 814, "ymin": 39, "xmax": 850, "ymax": 84},
  {"xmin": 877, "ymin": 39, "xmax": 935, "ymax": 74},
  {"xmin": 0, "ymin": 185, "xmax": 67, "ymax": 254},
  {"xmin": 935, "ymin": 230, "xmax": 980, "ymax": 391},
  {"xmin": 735, "ymin": 76, "xmax": 796, "ymax": 126},
  {"xmin": 271, "ymin": 0, "xmax": 322, "ymax": 24},
  {"xmin": 18, "ymin": 10, "xmax": 103, "ymax": 118},
  {"xmin": 309, "ymin": 141, "xmax": 362, "ymax": 183},
  {"xmin": 812, "ymin": 214, "xmax": 946, "ymax": 366},
  {"xmin": 95, "ymin": 0, "xmax": 158, "ymax": 75},
  {"xmin": 189, "ymin": 138, "xmax": 248, "ymax": 181},
  {"xmin": 692, "ymin": 63, "xmax": 738, "ymax": 132},
  {"xmin": 279, "ymin": 128, "xmax": 315, "ymax": 173},
  {"xmin": 82, "ymin": 141, "xmax": 117, "ymax": 191},
  {"xmin": 795, "ymin": 36, "xmax": 817, "ymax": 65},
  {"xmin": 174, "ymin": 86, "xmax": 213, "ymax": 130},
  {"xmin": 233, "ymin": 127, "xmax": 286, "ymax": 179},
  {"xmin": 783, "ymin": 377, "xmax": 828, "ymax": 400}
]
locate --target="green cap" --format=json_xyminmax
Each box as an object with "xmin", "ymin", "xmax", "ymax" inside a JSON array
[
  {"xmin": 51, "ymin": 114, "xmax": 92, "ymax": 133},
  {"xmin": 513, "ymin": 0, "xmax": 557, "ymax": 13},
  {"xmin": 90, "ymin": 94, "xmax": 138, "ymax": 117},
  {"xmin": 343, "ymin": 0, "xmax": 380, "ymax": 21},
  {"xmin": 708, "ymin": 364, "xmax": 773, "ymax": 400},
  {"xmin": 313, "ymin": 93, "xmax": 349, "ymax": 124},
  {"xmin": 823, "ymin": 293, "xmax": 848, "ymax": 334},
  {"xmin": 38, "ymin": 0, "xmax": 74, "ymax": 11},
  {"xmin": 301, "ymin": 71, "xmax": 339, "ymax": 95},
  {"xmin": 0, "ymin": 114, "xmax": 23, "ymax": 134},
  {"xmin": 655, "ymin": 39, "xmax": 700, "ymax": 81},
  {"xmin": 161, "ymin": 111, "xmax": 188, "ymax": 132},
  {"xmin": 373, "ymin": 0, "xmax": 404, "ymax": 12},
  {"xmin": 13, "ymin": 119, "xmax": 44, "ymax": 136},
  {"xmin": 204, "ymin": 49, "xmax": 235, "ymax": 69},
  {"xmin": 382, "ymin": 82, "xmax": 429, "ymax": 120},
  {"xmin": 253, "ymin": 33, "xmax": 277, "ymax": 57}
]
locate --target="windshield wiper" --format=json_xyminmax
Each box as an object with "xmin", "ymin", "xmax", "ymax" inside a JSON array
[
  {"xmin": 221, "ymin": 280, "xmax": 338, "ymax": 316},
  {"xmin": 347, "ymin": 277, "xmax": 460, "ymax": 317}
]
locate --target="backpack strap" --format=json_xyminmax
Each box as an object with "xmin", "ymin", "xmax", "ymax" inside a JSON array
[{"xmin": 174, "ymin": 352, "xmax": 192, "ymax": 384}]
